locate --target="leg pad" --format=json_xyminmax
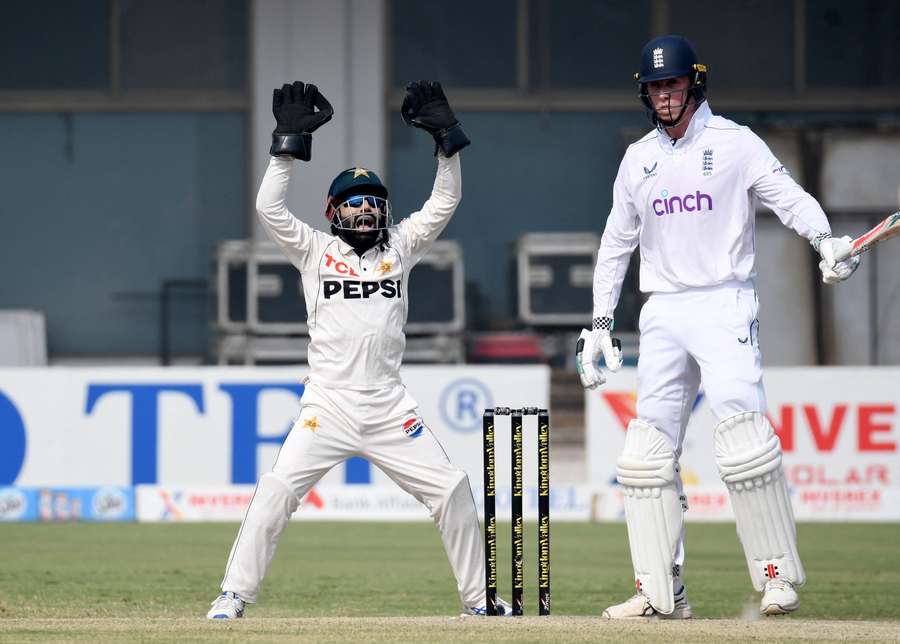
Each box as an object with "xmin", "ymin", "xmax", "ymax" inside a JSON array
[{"xmin": 715, "ymin": 412, "xmax": 805, "ymax": 590}]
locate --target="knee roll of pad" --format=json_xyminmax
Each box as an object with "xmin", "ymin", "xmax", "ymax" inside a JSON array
[
  {"xmin": 714, "ymin": 412, "xmax": 805, "ymax": 590},
  {"xmin": 615, "ymin": 419, "xmax": 684, "ymax": 615}
]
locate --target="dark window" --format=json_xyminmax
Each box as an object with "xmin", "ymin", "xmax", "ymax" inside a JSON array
[
  {"xmin": 670, "ymin": 0, "xmax": 794, "ymax": 90},
  {"xmin": 391, "ymin": 0, "xmax": 517, "ymax": 87},
  {"xmin": 0, "ymin": 0, "xmax": 109, "ymax": 89},
  {"xmin": 530, "ymin": 0, "xmax": 652, "ymax": 89},
  {"xmin": 119, "ymin": 0, "xmax": 247, "ymax": 89},
  {"xmin": 806, "ymin": 0, "xmax": 900, "ymax": 88}
]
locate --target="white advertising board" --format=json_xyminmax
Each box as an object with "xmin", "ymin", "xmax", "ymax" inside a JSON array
[
  {"xmin": 587, "ymin": 367, "xmax": 900, "ymax": 521},
  {"xmin": 0, "ymin": 366, "xmax": 549, "ymax": 497},
  {"xmin": 136, "ymin": 482, "xmax": 594, "ymax": 522}
]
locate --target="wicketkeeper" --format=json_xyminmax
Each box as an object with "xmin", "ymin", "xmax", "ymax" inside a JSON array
[
  {"xmin": 577, "ymin": 35, "xmax": 860, "ymax": 619},
  {"xmin": 207, "ymin": 80, "xmax": 510, "ymax": 618}
]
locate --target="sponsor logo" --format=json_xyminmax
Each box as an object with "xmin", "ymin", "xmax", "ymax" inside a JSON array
[
  {"xmin": 772, "ymin": 163, "xmax": 790, "ymax": 175},
  {"xmin": 323, "ymin": 253, "xmax": 359, "ymax": 276},
  {"xmin": 91, "ymin": 487, "xmax": 128, "ymax": 519},
  {"xmin": 767, "ymin": 403, "xmax": 896, "ymax": 453},
  {"xmin": 652, "ymin": 189, "xmax": 713, "ymax": 216},
  {"xmin": 652, "ymin": 47, "xmax": 664, "ymax": 69},
  {"xmin": 440, "ymin": 379, "xmax": 494, "ymax": 433},
  {"xmin": 323, "ymin": 279, "xmax": 401, "ymax": 299},
  {"xmin": 0, "ymin": 488, "xmax": 26, "ymax": 520},
  {"xmin": 402, "ymin": 417, "xmax": 424, "ymax": 438},
  {"xmin": 159, "ymin": 490, "xmax": 184, "ymax": 520},
  {"xmin": 702, "ymin": 148, "xmax": 713, "ymax": 176},
  {"xmin": 642, "ymin": 161, "xmax": 658, "ymax": 180}
]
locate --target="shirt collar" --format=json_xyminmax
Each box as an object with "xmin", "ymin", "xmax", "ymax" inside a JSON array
[
  {"xmin": 657, "ymin": 101, "xmax": 712, "ymax": 150},
  {"xmin": 334, "ymin": 235, "xmax": 356, "ymax": 257},
  {"xmin": 333, "ymin": 235, "xmax": 389, "ymax": 258}
]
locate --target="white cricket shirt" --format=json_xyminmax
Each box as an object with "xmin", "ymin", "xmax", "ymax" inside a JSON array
[
  {"xmin": 593, "ymin": 102, "xmax": 832, "ymax": 319},
  {"xmin": 256, "ymin": 154, "xmax": 461, "ymax": 389}
]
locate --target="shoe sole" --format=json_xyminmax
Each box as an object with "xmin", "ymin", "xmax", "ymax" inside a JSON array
[
  {"xmin": 761, "ymin": 602, "xmax": 799, "ymax": 616},
  {"xmin": 602, "ymin": 610, "xmax": 692, "ymax": 620}
]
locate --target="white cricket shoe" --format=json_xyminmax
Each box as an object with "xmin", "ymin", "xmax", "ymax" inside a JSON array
[
  {"xmin": 461, "ymin": 597, "xmax": 513, "ymax": 617},
  {"xmin": 207, "ymin": 591, "xmax": 245, "ymax": 619},
  {"xmin": 602, "ymin": 585, "xmax": 692, "ymax": 619},
  {"xmin": 760, "ymin": 579, "xmax": 800, "ymax": 615}
]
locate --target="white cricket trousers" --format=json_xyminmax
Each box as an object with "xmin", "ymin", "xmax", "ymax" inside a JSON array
[
  {"xmin": 636, "ymin": 280, "xmax": 767, "ymax": 564},
  {"xmin": 220, "ymin": 382, "xmax": 485, "ymax": 607}
]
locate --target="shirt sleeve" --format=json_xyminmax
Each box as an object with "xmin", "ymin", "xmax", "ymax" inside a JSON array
[
  {"xmin": 255, "ymin": 156, "xmax": 321, "ymax": 272},
  {"xmin": 744, "ymin": 130, "xmax": 831, "ymax": 242},
  {"xmin": 392, "ymin": 152, "xmax": 461, "ymax": 264},
  {"xmin": 593, "ymin": 157, "xmax": 641, "ymax": 319}
]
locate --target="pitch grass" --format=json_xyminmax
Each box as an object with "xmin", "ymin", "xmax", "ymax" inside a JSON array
[{"xmin": 1, "ymin": 522, "xmax": 899, "ymax": 642}]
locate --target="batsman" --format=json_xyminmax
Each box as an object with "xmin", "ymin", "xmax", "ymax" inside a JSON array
[
  {"xmin": 577, "ymin": 35, "xmax": 860, "ymax": 618},
  {"xmin": 207, "ymin": 80, "xmax": 510, "ymax": 618}
]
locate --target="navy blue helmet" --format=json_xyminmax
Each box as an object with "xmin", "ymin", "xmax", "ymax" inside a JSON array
[{"xmin": 634, "ymin": 35, "xmax": 707, "ymax": 125}]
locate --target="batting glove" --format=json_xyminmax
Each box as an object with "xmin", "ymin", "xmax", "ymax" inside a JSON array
[
  {"xmin": 575, "ymin": 318, "xmax": 623, "ymax": 390},
  {"xmin": 816, "ymin": 235, "xmax": 860, "ymax": 284}
]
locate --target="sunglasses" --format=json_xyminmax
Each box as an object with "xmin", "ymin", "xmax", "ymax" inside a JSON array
[{"xmin": 342, "ymin": 195, "xmax": 384, "ymax": 210}]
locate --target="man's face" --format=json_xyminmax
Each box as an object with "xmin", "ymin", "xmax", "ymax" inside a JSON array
[
  {"xmin": 335, "ymin": 195, "xmax": 387, "ymax": 231},
  {"xmin": 647, "ymin": 75, "xmax": 691, "ymax": 121}
]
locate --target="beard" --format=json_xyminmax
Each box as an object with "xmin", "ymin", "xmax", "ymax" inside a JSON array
[{"xmin": 335, "ymin": 226, "xmax": 382, "ymax": 253}]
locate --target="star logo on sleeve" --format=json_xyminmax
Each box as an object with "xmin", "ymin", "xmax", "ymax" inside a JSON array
[
  {"xmin": 302, "ymin": 416, "xmax": 319, "ymax": 432},
  {"xmin": 376, "ymin": 259, "xmax": 393, "ymax": 275}
]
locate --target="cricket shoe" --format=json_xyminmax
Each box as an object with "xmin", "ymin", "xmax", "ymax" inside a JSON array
[
  {"xmin": 760, "ymin": 579, "xmax": 800, "ymax": 615},
  {"xmin": 602, "ymin": 585, "xmax": 692, "ymax": 619},
  {"xmin": 207, "ymin": 591, "xmax": 245, "ymax": 619},
  {"xmin": 461, "ymin": 597, "xmax": 513, "ymax": 617}
]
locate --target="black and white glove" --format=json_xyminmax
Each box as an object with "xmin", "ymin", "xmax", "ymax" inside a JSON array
[
  {"xmin": 270, "ymin": 81, "xmax": 334, "ymax": 161},
  {"xmin": 575, "ymin": 317, "xmax": 623, "ymax": 390},
  {"xmin": 815, "ymin": 234, "xmax": 860, "ymax": 284},
  {"xmin": 401, "ymin": 80, "xmax": 470, "ymax": 157}
]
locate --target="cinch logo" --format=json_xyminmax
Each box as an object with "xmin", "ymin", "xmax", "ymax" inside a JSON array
[
  {"xmin": 323, "ymin": 279, "xmax": 401, "ymax": 299},
  {"xmin": 652, "ymin": 189, "xmax": 713, "ymax": 216}
]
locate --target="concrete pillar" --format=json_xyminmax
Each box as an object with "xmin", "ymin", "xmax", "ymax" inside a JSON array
[{"xmin": 251, "ymin": 0, "xmax": 386, "ymax": 235}]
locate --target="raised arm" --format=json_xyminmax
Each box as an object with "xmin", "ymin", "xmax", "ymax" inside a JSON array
[
  {"xmin": 256, "ymin": 157, "xmax": 317, "ymax": 270},
  {"xmin": 256, "ymin": 81, "xmax": 334, "ymax": 271},
  {"xmin": 394, "ymin": 153, "xmax": 461, "ymax": 262},
  {"xmin": 393, "ymin": 81, "xmax": 469, "ymax": 263}
]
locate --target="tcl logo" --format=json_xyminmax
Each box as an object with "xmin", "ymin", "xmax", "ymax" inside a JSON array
[
  {"xmin": 769, "ymin": 404, "xmax": 896, "ymax": 453},
  {"xmin": 324, "ymin": 253, "xmax": 359, "ymax": 276}
]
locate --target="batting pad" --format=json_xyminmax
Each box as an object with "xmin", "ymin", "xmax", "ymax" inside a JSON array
[
  {"xmin": 714, "ymin": 412, "xmax": 806, "ymax": 591},
  {"xmin": 616, "ymin": 419, "xmax": 683, "ymax": 615}
]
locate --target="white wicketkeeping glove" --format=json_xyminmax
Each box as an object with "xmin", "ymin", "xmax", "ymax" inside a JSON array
[
  {"xmin": 575, "ymin": 318, "xmax": 623, "ymax": 390},
  {"xmin": 816, "ymin": 235, "xmax": 860, "ymax": 285}
]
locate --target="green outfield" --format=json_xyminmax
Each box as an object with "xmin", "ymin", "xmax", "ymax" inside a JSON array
[{"xmin": 1, "ymin": 522, "xmax": 899, "ymax": 642}]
